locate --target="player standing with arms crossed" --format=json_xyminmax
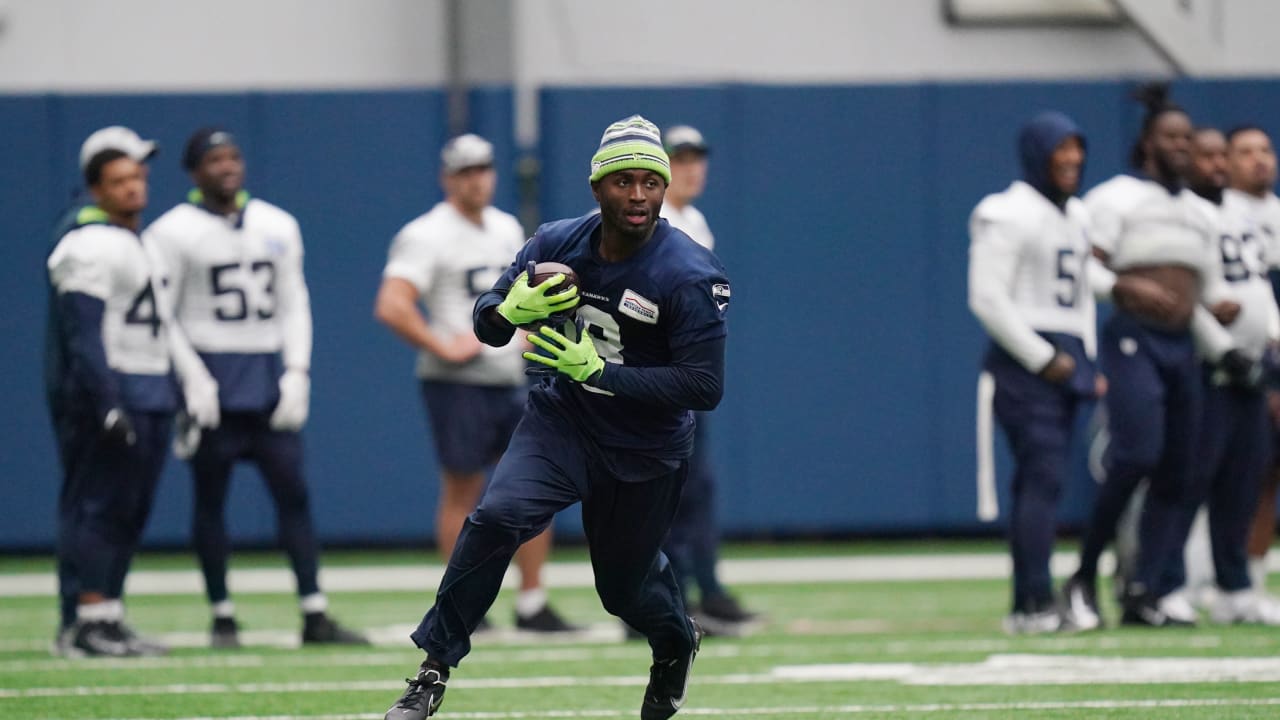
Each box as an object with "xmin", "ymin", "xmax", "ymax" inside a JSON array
[{"xmin": 1059, "ymin": 87, "xmax": 1227, "ymax": 628}]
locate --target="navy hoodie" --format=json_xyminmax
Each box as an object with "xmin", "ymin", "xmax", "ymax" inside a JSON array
[{"xmin": 1018, "ymin": 111, "xmax": 1086, "ymax": 209}]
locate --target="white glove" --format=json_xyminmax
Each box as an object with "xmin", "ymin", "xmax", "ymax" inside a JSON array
[
  {"xmin": 182, "ymin": 372, "xmax": 221, "ymax": 429},
  {"xmin": 270, "ymin": 369, "xmax": 310, "ymax": 431},
  {"xmin": 172, "ymin": 412, "xmax": 203, "ymax": 460}
]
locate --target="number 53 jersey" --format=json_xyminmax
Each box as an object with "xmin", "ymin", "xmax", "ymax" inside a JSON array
[{"xmin": 143, "ymin": 197, "xmax": 311, "ymax": 410}]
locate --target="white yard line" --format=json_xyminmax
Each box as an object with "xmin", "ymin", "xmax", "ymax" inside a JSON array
[
  {"xmin": 45, "ymin": 697, "xmax": 1280, "ymax": 720},
  {"xmin": 4, "ymin": 631, "xmax": 1279, "ymax": 672},
  {"xmin": 0, "ymin": 551, "xmax": 1131, "ymax": 597},
  {"xmin": 8, "ymin": 655, "xmax": 1280, "ymax": 698}
]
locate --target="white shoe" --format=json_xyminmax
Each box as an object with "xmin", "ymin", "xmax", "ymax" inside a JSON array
[
  {"xmin": 1157, "ymin": 590, "xmax": 1198, "ymax": 625},
  {"xmin": 1059, "ymin": 575, "xmax": 1102, "ymax": 631},
  {"xmin": 1002, "ymin": 610, "xmax": 1062, "ymax": 635},
  {"xmin": 1186, "ymin": 582, "xmax": 1218, "ymax": 612},
  {"xmin": 1252, "ymin": 591, "xmax": 1280, "ymax": 625},
  {"xmin": 1209, "ymin": 589, "xmax": 1280, "ymax": 625}
]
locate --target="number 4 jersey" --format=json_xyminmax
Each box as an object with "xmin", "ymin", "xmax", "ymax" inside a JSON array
[
  {"xmin": 47, "ymin": 207, "xmax": 177, "ymax": 413},
  {"xmin": 143, "ymin": 195, "xmax": 311, "ymax": 412}
]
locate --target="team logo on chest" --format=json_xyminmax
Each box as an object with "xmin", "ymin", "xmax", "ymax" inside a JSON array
[{"xmin": 618, "ymin": 289, "xmax": 659, "ymax": 324}]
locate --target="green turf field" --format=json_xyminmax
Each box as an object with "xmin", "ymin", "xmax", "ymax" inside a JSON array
[{"xmin": 3, "ymin": 542, "xmax": 1280, "ymax": 719}]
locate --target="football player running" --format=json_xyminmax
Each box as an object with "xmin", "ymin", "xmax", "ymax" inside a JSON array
[{"xmin": 384, "ymin": 115, "xmax": 728, "ymax": 720}]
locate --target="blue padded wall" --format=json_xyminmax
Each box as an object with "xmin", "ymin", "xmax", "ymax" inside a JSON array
[{"xmin": 3, "ymin": 79, "xmax": 1279, "ymax": 549}]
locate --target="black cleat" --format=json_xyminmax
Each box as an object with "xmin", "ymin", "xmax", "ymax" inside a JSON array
[
  {"xmin": 700, "ymin": 593, "xmax": 758, "ymax": 623},
  {"xmin": 52, "ymin": 625, "xmax": 82, "ymax": 658},
  {"xmin": 211, "ymin": 616, "xmax": 241, "ymax": 649},
  {"xmin": 694, "ymin": 592, "xmax": 762, "ymax": 637},
  {"xmin": 71, "ymin": 620, "xmax": 137, "ymax": 657},
  {"xmin": 386, "ymin": 658, "xmax": 449, "ymax": 720},
  {"xmin": 1058, "ymin": 574, "xmax": 1101, "ymax": 631},
  {"xmin": 115, "ymin": 621, "xmax": 168, "ymax": 656},
  {"xmin": 641, "ymin": 617, "xmax": 703, "ymax": 720},
  {"xmin": 302, "ymin": 612, "xmax": 369, "ymax": 645},
  {"xmin": 515, "ymin": 604, "xmax": 582, "ymax": 633}
]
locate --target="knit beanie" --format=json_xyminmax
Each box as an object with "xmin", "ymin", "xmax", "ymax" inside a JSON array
[{"xmin": 588, "ymin": 114, "xmax": 671, "ymax": 184}]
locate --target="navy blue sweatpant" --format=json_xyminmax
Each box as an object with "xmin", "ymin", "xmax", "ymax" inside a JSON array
[
  {"xmin": 986, "ymin": 336, "xmax": 1090, "ymax": 613},
  {"xmin": 1077, "ymin": 311, "xmax": 1200, "ymax": 597},
  {"xmin": 411, "ymin": 394, "xmax": 694, "ymax": 666},
  {"xmin": 1159, "ymin": 371, "xmax": 1270, "ymax": 596},
  {"xmin": 188, "ymin": 411, "xmax": 319, "ymax": 604},
  {"xmin": 54, "ymin": 408, "xmax": 171, "ymax": 624}
]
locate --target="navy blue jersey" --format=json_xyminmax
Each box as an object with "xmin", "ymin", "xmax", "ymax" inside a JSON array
[{"xmin": 475, "ymin": 214, "xmax": 729, "ymax": 459}]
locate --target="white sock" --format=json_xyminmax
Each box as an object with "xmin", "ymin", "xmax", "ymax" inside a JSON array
[
  {"xmin": 1251, "ymin": 556, "xmax": 1269, "ymax": 593},
  {"xmin": 103, "ymin": 599, "xmax": 125, "ymax": 621},
  {"xmin": 515, "ymin": 587, "xmax": 548, "ymax": 619},
  {"xmin": 77, "ymin": 602, "xmax": 114, "ymax": 622},
  {"xmin": 299, "ymin": 593, "xmax": 328, "ymax": 615},
  {"xmin": 212, "ymin": 600, "xmax": 236, "ymax": 619}
]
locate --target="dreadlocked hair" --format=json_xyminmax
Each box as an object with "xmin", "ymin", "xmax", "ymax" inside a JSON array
[{"xmin": 1129, "ymin": 82, "xmax": 1186, "ymax": 169}]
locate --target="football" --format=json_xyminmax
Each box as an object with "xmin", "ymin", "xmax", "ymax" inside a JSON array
[{"xmin": 528, "ymin": 261, "xmax": 578, "ymax": 294}]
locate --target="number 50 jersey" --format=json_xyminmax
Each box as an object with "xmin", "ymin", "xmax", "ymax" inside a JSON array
[{"xmin": 143, "ymin": 197, "xmax": 311, "ymax": 411}]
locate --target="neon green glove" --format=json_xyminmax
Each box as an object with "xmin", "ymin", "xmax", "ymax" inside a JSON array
[
  {"xmin": 496, "ymin": 271, "xmax": 580, "ymax": 327},
  {"xmin": 524, "ymin": 321, "xmax": 605, "ymax": 383}
]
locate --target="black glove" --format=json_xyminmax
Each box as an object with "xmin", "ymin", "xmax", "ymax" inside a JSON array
[
  {"xmin": 1216, "ymin": 349, "xmax": 1263, "ymax": 390},
  {"xmin": 102, "ymin": 407, "xmax": 137, "ymax": 446}
]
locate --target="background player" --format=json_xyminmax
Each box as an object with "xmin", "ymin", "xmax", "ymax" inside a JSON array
[
  {"xmin": 969, "ymin": 111, "xmax": 1102, "ymax": 633},
  {"xmin": 374, "ymin": 133, "xmax": 579, "ymax": 633},
  {"xmin": 1164, "ymin": 127, "xmax": 1280, "ymax": 624},
  {"xmin": 143, "ymin": 128, "xmax": 365, "ymax": 648},
  {"xmin": 384, "ymin": 114, "xmax": 727, "ymax": 720},
  {"xmin": 46, "ymin": 147, "xmax": 175, "ymax": 656},
  {"xmin": 1059, "ymin": 86, "xmax": 1218, "ymax": 628},
  {"xmin": 1223, "ymin": 125, "xmax": 1280, "ymax": 615},
  {"xmin": 656, "ymin": 124, "xmax": 758, "ymax": 635},
  {"xmin": 46, "ymin": 126, "xmax": 161, "ymax": 656}
]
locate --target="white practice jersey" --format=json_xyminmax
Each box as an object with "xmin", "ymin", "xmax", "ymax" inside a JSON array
[
  {"xmin": 143, "ymin": 198, "xmax": 311, "ymax": 368},
  {"xmin": 384, "ymin": 202, "xmax": 526, "ymax": 385},
  {"xmin": 48, "ymin": 221, "xmax": 171, "ymax": 376},
  {"xmin": 1084, "ymin": 174, "xmax": 1215, "ymax": 273},
  {"xmin": 968, "ymin": 180, "xmax": 1097, "ymax": 371},
  {"xmin": 1224, "ymin": 188, "xmax": 1280, "ymax": 268},
  {"xmin": 1201, "ymin": 193, "xmax": 1280, "ymax": 358},
  {"xmin": 660, "ymin": 202, "xmax": 715, "ymax": 251}
]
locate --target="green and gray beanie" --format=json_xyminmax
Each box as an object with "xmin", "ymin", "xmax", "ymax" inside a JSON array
[{"xmin": 588, "ymin": 114, "xmax": 671, "ymax": 184}]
